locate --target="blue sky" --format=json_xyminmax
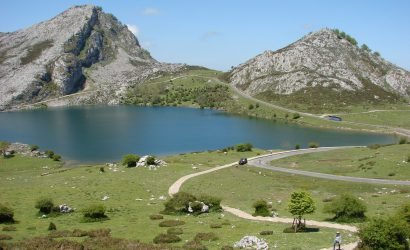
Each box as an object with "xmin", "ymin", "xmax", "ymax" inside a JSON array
[{"xmin": 1, "ymin": 0, "xmax": 409, "ymax": 71}]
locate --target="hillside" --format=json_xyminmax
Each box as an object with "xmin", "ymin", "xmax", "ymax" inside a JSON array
[
  {"xmin": 228, "ymin": 29, "xmax": 410, "ymax": 113},
  {"xmin": 0, "ymin": 5, "xmax": 183, "ymax": 110}
]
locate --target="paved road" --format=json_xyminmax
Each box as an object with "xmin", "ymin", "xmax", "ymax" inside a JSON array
[{"xmin": 248, "ymin": 147, "xmax": 410, "ymax": 186}]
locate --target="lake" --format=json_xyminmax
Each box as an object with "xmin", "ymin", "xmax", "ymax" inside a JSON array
[{"xmin": 0, "ymin": 105, "xmax": 396, "ymax": 163}]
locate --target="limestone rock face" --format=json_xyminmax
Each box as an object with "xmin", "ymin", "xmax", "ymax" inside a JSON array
[
  {"xmin": 229, "ymin": 28, "xmax": 410, "ymax": 100},
  {"xmin": 0, "ymin": 5, "xmax": 183, "ymax": 110}
]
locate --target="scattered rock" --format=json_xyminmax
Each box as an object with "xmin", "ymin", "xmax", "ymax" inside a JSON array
[
  {"xmin": 234, "ymin": 236, "xmax": 269, "ymax": 250},
  {"xmin": 102, "ymin": 195, "xmax": 109, "ymax": 201}
]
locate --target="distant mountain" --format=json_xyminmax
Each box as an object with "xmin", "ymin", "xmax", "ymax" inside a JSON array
[
  {"xmin": 0, "ymin": 5, "xmax": 183, "ymax": 110},
  {"xmin": 228, "ymin": 29, "xmax": 410, "ymax": 112}
]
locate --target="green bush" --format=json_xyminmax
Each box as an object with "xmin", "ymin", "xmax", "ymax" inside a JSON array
[
  {"xmin": 248, "ymin": 104, "xmax": 254, "ymax": 110},
  {"xmin": 184, "ymin": 240, "xmax": 207, "ymax": 250},
  {"xmin": 167, "ymin": 227, "xmax": 183, "ymax": 235},
  {"xmin": 194, "ymin": 232, "xmax": 218, "ymax": 242},
  {"xmin": 0, "ymin": 204, "xmax": 14, "ymax": 223},
  {"xmin": 30, "ymin": 145, "xmax": 39, "ymax": 151},
  {"xmin": 252, "ymin": 200, "xmax": 271, "ymax": 217},
  {"xmin": 82, "ymin": 204, "xmax": 107, "ymax": 222},
  {"xmin": 48, "ymin": 222, "xmax": 57, "ymax": 231},
  {"xmin": 146, "ymin": 156, "xmax": 156, "ymax": 165},
  {"xmin": 52, "ymin": 154, "xmax": 61, "ymax": 161},
  {"xmin": 210, "ymin": 223, "xmax": 222, "ymax": 229},
  {"xmin": 293, "ymin": 113, "xmax": 300, "ymax": 119},
  {"xmin": 407, "ymin": 154, "xmax": 410, "ymax": 163},
  {"xmin": 0, "ymin": 234, "xmax": 13, "ymax": 240},
  {"xmin": 35, "ymin": 197, "xmax": 54, "ymax": 214},
  {"xmin": 198, "ymin": 195, "xmax": 222, "ymax": 212},
  {"xmin": 295, "ymin": 144, "xmax": 300, "ymax": 150},
  {"xmin": 358, "ymin": 217, "xmax": 409, "ymax": 249},
  {"xmin": 153, "ymin": 233, "xmax": 181, "ymax": 244},
  {"xmin": 122, "ymin": 154, "xmax": 140, "ymax": 167},
  {"xmin": 399, "ymin": 138, "xmax": 408, "ymax": 144},
  {"xmin": 149, "ymin": 214, "xmax": 164, "ymax": 220},
  {"xmin": 260, "ymin": 230, "xmax": 273, "ymax": 235},
  {"xmin": 45, "ymin": 150, "xmax": 55, "ymax": 158},
  {"xmin": 396, "ymin": 202, "xmax": 410, "ymax": 223},
  {"xmin": 159, "ymin": 220, "xmax": 185, "ymax": 227},
  {"xmin": 308, "ymin": 142, "xmax": 319, "ymax": 148},
  {"xmin": 163, "ymin": 192, "xmax": 196, "ymax": 214},
  {"xmin": 235, "ymin": 143, "xmax": 253, "ymax": 152},
  {"xmin": 2, "ymin": 226, "xmax": 16, "ymax": 231},
  {"xmin": 87, "ymin": 228, "xmax": 111, "ymax": 238},
  {"xmin": 221, "ymin": 246, "xmax": 234, "ymax": 250},
  {"xmin": 324, "ymin": 194, "xmax": 367, "ymax": 222},
  {"xmin": 367, "ymin": 144, "xmax": 381, "ymax": 149}
]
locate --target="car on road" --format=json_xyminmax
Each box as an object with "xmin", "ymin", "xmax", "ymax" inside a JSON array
[{"xmin": 238, "ymin": 158, "xmax": 247, "ymax": 165}]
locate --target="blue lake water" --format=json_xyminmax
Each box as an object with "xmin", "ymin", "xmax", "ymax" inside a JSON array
[{"xmin": 0, "ymin": 105, "xmax": 396, "ymax": 163}]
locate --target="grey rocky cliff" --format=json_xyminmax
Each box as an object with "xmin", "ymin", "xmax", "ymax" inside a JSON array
[
  {"xmin": 0, "ymin": 5, "xmax": 183, "ymax": 110},
  {"xmin": 229, "ymin": 28, "xmax": 410, "ymax": 101}
]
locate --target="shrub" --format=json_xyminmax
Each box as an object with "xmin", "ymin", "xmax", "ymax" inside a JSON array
[
  {"xmin": 45, "ymin": 150, "xmax": 55, "ymax": 158},
  {"xmin": 71, "ymin": 229, "xmax": 88, "ymax": 237},
  {"xmin": 358, "ymin": 217, "xmax": 409, "ymax": 249},
  {"xmin": 149, "ymin": 214, "xmax": 164, "ymax": 220},
  {"xmin": 2, "ymin": 226, "xmax": 16, "ymax": 231},
  {"xmin": 30, "ymin": 145, "xmax": 39, "ymax": 151},
  {"xmin": 87, "ymin": 228, "xmax": 111, "ymax": 238},
  {"xmin": 0, "ymin": 204, "xmax": 14, "ymax": 223},
  {"xmin": 184, "ymin": 240, "xmax": 207, "ymax": 250},
  {"xmin": 367, "ymin": 144, "xmax": 381, "ymax": 149},
  {"xmin": 210, "ymin": 223, "xmax": 222, "ymax": 229},
  {"xmin": 122, "ymin": 154, "xmax": 140, "ymax": 167},
  {"xmin": 235, "ymin": 143, "xmax": 253, "ymax": 152},
  {"xmin": 396, "ymin": 202, "xmax": 410, "ymax": 223},
  {"xmin": 260, "ymin": 230, "xmax": 273, "ymax": 235},
  {"xmin": 248, "ymin": 104, "xmax": 254, "ymax": 110},
  {"xmin": 82, "ymin": 204, "xmax": 107, "ymax": 222},
  {"xmin": 255, "ymin": 103, "xmax": 259, "ymax": 108},
  {"xmin": 194, "ymin": 232, "xmax": 218, "ymax": 241},
  {"xmin": 295, "ymin": 144, "xmax": 300, "ymax": 150},
  {"xmin": 48, "ymin": 222, "xmax": 56, "ymax": 231},
  {"xmin": 48, "ymin": 230, "xmax": 71, "ymax": 238},
  {"xmin": 308, "ymin": 142, "xmax": 319, "ymax": 148},
  {"xmin": 221, "ymin": 246, "xmax": 234, "ymax": 250},
  {"xmin": 0, "ymin": 234, "xmax": 12, "ymax": 240},
  {"xmin": 153, "ymin": 233, "xmax": 181, "ymax": 244},
  {"xmin": 52, "ymin": 154, "xmax": 61, "ymax": 161},
  {"xmin": 399, "ymin": 138, "xmax": 408, "ymax": 144},
  {"xmin": 324, "ymin": 194, "xmax": 367, "ymax": 222},
  {"xmin": 190, "ymin": 201, "xmax": 204, "ymax": 214},
  {"xmin": 406, "ymin": 154, "xmax": 410, "ymax": 163},
  {"xmin": 198, "ymin": 195, "xmax": 222, "ymax": 212},
  {"xmin": 159, "ymin": 220, "xmax": 185, "ymax": 227},
  {"xmin": 146, "ymin": 156, "xmax": 156, "ymax": 165},
  {"xmin": 252, "ymin": 200, "xmax": 271, "ymax": 217},
  {"xmin": 35, "ymin": 197, "xmax": 54, "ymax": 214},
  {"xmin": 167, "ymin": 227, "xmax": 183, "ymax": 235},
  {"xmin": 163, "ymin": 192, "xmax": 196, "ymax": 214},
  {"xmin": 293, "ymin": 113, "xmax": 300, "ymax": 119}
]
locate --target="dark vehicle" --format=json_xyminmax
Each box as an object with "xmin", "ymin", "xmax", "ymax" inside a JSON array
[
  {"xmin": 238, "ymin": 158, "xmax": 248, "ymax": 165},
  {"xmin": 327, "ymin": 115, "xmax": 342, "ymax": 122}
]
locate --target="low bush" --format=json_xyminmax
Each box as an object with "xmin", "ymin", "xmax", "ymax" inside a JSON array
[
  {"xmin": 71, "ymin": 229, "xmax": 88, "ymax": 237},
  {"xmin": 194, "ymin": 232, "xmax": 218, "ymax": 242},
  {"xmin": 48, "ymin": 222, "xmax": 56, "ymax": 231},
  {"xmin": 146, "ymin": 156, "xmax": 156, "ymax": 165},
  {"xmin": 295, "ymin": 144, "xmax": 300, "ymax": 150},
  {"xmin": 367, "ymin": 144, "xmax": 381, "ymax": 149},
  {"xmin": 45, "ymin": 150, "xmax": 54, "ymax": 158},
  {"xmin": 183, "ymin": 240, "xmax": 207, "ymax": 250},
  {"xmin": 30, "ymin": 145, "xmax": 39, "ymax": 151},
  {"xmin": 210, "ymin": 223, "xmax": 222, "ymax": 229},
  {"xmin": 122, "ymin": 154, "xmax": 140, "ymax": 167},
  {"xmin": 82, "ymin": 204, "xmax": 108, "ymax": 222},
  {"xmin": 2, "ymin": 226, "xmax": 16, "ymax": 231},
  {"xmin": 399, "ymin": 138, "xmax": 408, "ymax": 144},
  {"xmin": 197, "ymin": 195, "xmax": 222, "ymax": 212},
  {"xmin": 153, "ymin": 233, "xmax": 181, "ymax": 244},
  {"xmin": 0, "ymin": 234, "xmax": 13, "ymax": 240},
  {"xmin": 149, "ymin": 214, "xmax": 164, "ymax": 220},
  {"xmin": 406, "ymin": 154, "xmax": 410, "ymax": 163},
  {"xmin": 293, "ymin": 113, "xmax": 301, "ymax": 119},
  {"xmin": 0, "ymin": 204, "xmax": 14, "ymax": 223},
  {"xmin": 235, "ymin": 143, "xmax": 253, "ymax": 152},
  {"xmin": 221, "ymin": 246, "xmax": 234, "ymax": 250},
  {"xmin": 167, "ymin": 227, "xmax": 183, "ymax": 235},
  {"xmin": 252, "ymin": 200, "xmax": 271, "ymax": 217},
  {"xmin": 190, "ymin": 201, "xmax": 204, "ymax": 214},
  {"xmin": 52, "ymin": 154, "xmax": 61, "ymax": 161},
  {"xmin": 163, "ymin": 192, "xmax": 196, "ymax": 214},
  {"xmin": 35, "ymin": 197, "xmax": 54, "ymax": 214},
  {"xmin": 87, "ymin": 228, "xmax": 111, "ymax": 238},
  {"xmin": 260, "ymin": 230, "xmax": 273, "ymax": 235},
  {"xmin": 324, "ymin": 194, "xmax": 367, "ymax": 222},
  {"xmin": 159, "ymin": 220, "xmax": 185, "ymax": 227},
  {"xmin": 308, "ymin": 142, "xmax": 319, "ymax": 148},
  {"xmin": 48, "ymin": 230, "xmax": 71, "ymax": 238}
]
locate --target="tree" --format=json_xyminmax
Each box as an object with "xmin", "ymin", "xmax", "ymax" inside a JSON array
[
  {"xmin": 122, "ymin": 154, "xmax": 140, "ymax": 167},
  {"xmin": 361, "ymin": 44, "xmax": 371, "ymax": 52},
  {"xmin": 373, "ymin": 51, "xmax": 381, "ymax": 57},
  {"xmin": 324, "ymin": 194, "xmax": 367, "ymax": 222},
  {"xmin": 252, "ymin": 200, "xmax": 271, "ymax": 217},
  {"xmin": 35, "ymin": 197, "xmax": 54, "ymax": 214},
  {"xmin": 288, "ymin": 191, "xmax": 316, "ymax": 232},
  {"xmin": 358, "ymin": 217, "xmax": 409, "ymax": 250}
]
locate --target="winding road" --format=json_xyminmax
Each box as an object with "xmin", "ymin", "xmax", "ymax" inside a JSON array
[{"xmin": 168, "ymin": 147, "xmax": 410, "ymax": 249}]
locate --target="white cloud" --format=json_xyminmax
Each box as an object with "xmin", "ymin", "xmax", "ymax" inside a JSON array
[
  {"xmin": 142, "ymin": 7, "xmax": 160, "ymax": 16},
  {"xmin": 126, "ymin": 24, "xmax": 139, "ymax": 36}
]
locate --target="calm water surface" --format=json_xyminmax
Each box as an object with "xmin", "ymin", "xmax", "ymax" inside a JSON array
[{"xmin": 0, "ymin": 106, "xmax": 396, "ymax": 163}]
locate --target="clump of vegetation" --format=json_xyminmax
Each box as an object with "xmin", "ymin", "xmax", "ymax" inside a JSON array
[
  {"xmin": 52, "ymin": 154, "xmax": 61, "ymax": 161},
  {"xmin": 163, "ymin": 192, "xmax": 221, "ymax": 215},
  {"xmin": 81, "ymin": 204, "xmax": 108, "ymax": 222},
  {"xmin": 167, "ymin": 227, "xmax": 183, "ymax": 235},
  {"xmin": 0, "ymin": 141, "xmax": 10, "ymax": 158},
  {"xmin": 197, "ymin": 194, "xmax": 222, "ymax": 213},
  {"xmin": 149, "ymin": 214, "xmax": 164, "ymax": 220},
  {"xmin": 30, "ymin": 145, "xmax": 39, "ymax": 151},
  {"xmin": 2, "ymin": 226, "xmax": 16, "ymax": 231},
  {"xmin": 288, "ymin": 191, "xmax": 316, "ymax": 232},
  {"xmin": 194, "ymin": 232, "xmax": 218, "ymax": 242},
  {"xmin": 235, "ymin": 143, "xmax": 253, "ymax": 152},
  {"xmin": 35, "ymin": 197, "xmax": 54, "ymax": 214},
  {"xmin": 183, "ymin": 240, "xmax": 207, "ymax": 250},
  {"xmin": 308, "ymin": 142, "xmax": 319, "ymax": 148},
  {"xmin": 260, "ymin": 230, "xmax": 273, "ymax": 235},
  {"xmin": 87, "ymin": 228, "xmax": 111, "ymax": 238},
  {"xmin": 324, "ymin": 194, "xmax": 367, "ymax": 222},
  {"xmin": 20, "ymin": 40, "xmax": 54, "ymax": 65},
  {"xmin": 146, "ymin": 156, "xmax": 156, "ymax": 165},
  {"xmin": 122, "ymin": 154, "xmax": 140, "ymax": 167},
  {"xmin": 399, "ymin": 138, "xmax": 408, "ymax": 144},
  {"xmin": 48, "ymin": 222, "xmax": 57, "ymax": 231},
  {"xmin": 158, "ymin": 220, "xmax": 185, "ymax": 227},
  {"xmin": 333, "ymin": 29, "xmax": 358, "ymax": 46},
  {"xmin": 406, "ymin": 154, "xmax": 410, "ymax": 163},
  {"xmin": 367, "ymin": 144, "xmax": 381, "ymax": 149},
  {"xmin": 293, "ymin": 113, "xmax": 301, "ymax": 119},
  {"xmin": 252, "ymin": 200, "xmax": 271, "ymax": 217},
  {"xmin": 0, "ymin": 234, "xmax": 13, "ymax": 240},
  {"xmin": 295, "ymin": 144, "xmax": 301, "ymax": 150},
  {"xmin": 210, "ymin": 223, "xmax": 222, "ymax": 229},
  {"xmin": 45, "ymin": 150, "xmax": 55, "ymax": 158},
  {"xmin": 153, "ymin": 233, "xmax": 181, "ymax": 244},
  {"xmin": 0, "ymin": 204, "xmax": 14, "ymax": 224}
]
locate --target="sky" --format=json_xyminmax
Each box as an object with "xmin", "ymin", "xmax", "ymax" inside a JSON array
[{"xmin": 1, "ymin": 0, "xmax": 409, "ymax": 71}]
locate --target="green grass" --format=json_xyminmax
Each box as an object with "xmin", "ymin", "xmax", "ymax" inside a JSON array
[
  {"xmin": 0, "ymin": 149, "xmax": 360, "ymax": 249},
  {"xmin": 341, "ymin": 110, "xmax": 410, "ymax": 129},
  {"xmin": 271, "ymin": 144, "xmax": 410, "ymax": 180}
]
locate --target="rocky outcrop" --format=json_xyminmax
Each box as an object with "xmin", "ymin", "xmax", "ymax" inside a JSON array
[
  {"xmin": 229, "ymin": 28, "xmax": 410, "ymax": 104},
  {"xmin": 0, "ymin": 5, "xmax": 183, "ymax": 110}
]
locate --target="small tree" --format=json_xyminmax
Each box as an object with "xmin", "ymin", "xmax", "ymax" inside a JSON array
[
  {"xmin": 324, "ymin": 194, "xmax": 367, "ymax": 222},
  {"xmin": 0, "ymin": 204, "xmax": 14, "ymax": 223},
  {"xmin": 235, "ymin": 143, "xmax": 253, "ymax": 152},
  {"xmin": 288, "ymin": 191, "xmax": 316, "ymax": 232},
  {"xmin": 35, "ymin": 197, "xmax": 54, "ymax": 214},
  {"xmin": 358, "ymin": 217, "xmax": 409, "ymax": 249},
  {"xmin": 82, "ymin": 204, "xmax": 107, "ymax": 222},
  {"xmin": 361, "ymin": 44, "xmax": 371, "ymax": 52},
  {"xmin": 308, "ymin": 142, "xmax": 319, "ymax": 148},
  {"xmin": 48, "ymin": 222, "xmax": 57, "ymax": 231},
  {"xmin": 252, "ymin": 200, "xmax": 271, "ymax": 217},
  {"xmin": 122, "ymin": 154, "xmax": 140, "ymax": 167},
  {"xmin": 373, "ymin": 51, "xmax": 380, "ymax": 57}
]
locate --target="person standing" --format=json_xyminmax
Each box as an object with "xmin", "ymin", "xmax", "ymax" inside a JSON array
[{"xmin": 333, "ymin": 232, "xmax": 342, "ymax": 250}]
